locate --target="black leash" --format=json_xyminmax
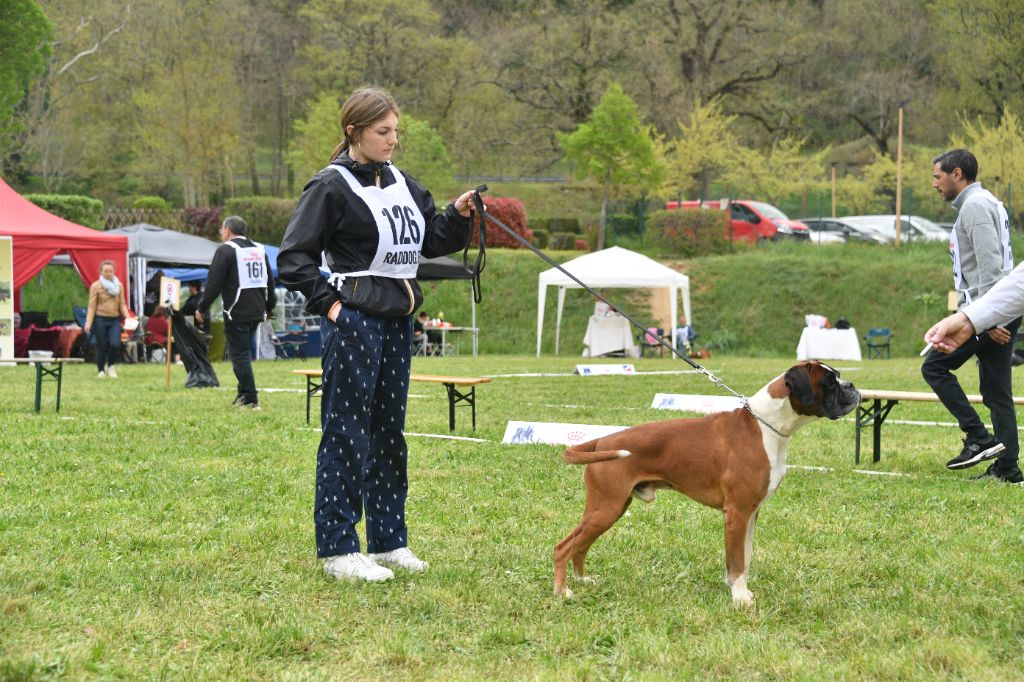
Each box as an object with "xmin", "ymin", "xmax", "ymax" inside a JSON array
[{"xmin": 464, "ymin": 186, "xmax": 786, "ymax": 437}]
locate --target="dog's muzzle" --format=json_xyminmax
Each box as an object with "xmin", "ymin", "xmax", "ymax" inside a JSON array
[{"xmin": 824, "ymin": 382, "xmax": 861, "ymax": 420}]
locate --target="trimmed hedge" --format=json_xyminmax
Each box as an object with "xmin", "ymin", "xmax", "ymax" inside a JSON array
[
  {"xmin": 25, "ymin": 194, "xmax": 104, "ymax": 230},
  {"xmin": 551, "ymin": 232, "xmax": 576, "ymax": 250},
  {"xmin": 647, "ymin": 208, "xmax": 730, "ymax": 257},
  {"xmin": 225, "ymin": 196, "xmax": 297, "ymax": 245},
  {"xmin": 132, "ymin": 195, "xmax": 170, "ymax": 209},
  {"xmin": 532, "ymin": 229, "xmax": 550, "ymax": 248},
  {"xmin": 547, "ymin": 217, "xmax": 581, "ymax": 234},
  {"xmin": 469, "ymin": 196, "xmax": 532, "ymax": 248},
  {"xmin": 609, "ymin": 212, "xmax": 640, "ymax": 234}
]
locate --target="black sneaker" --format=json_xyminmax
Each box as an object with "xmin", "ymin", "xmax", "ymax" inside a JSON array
[
  {"xmin": 946, "ymin": 436, "xmax": 1006, "ymax": 470},
  {"xmin": 233, "ymin": 397, "xmax": 261, "ymax": 410},
  {"xmin": 971, "ymin": 462, "xmax": 1024, "ymax": 484}
]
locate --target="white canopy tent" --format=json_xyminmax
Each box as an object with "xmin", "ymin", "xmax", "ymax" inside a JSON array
[{"xmin": 536, "ymin": 246, "xmax": 691, "ymax": 356}]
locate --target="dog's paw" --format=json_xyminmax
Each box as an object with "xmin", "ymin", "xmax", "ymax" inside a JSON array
[
  {"xmin": 554, "ymin": 585, "xmax": 574, "ymax": 599},
  {"xmin": 573, "ymin": 573, "xmax": 596, "ymax": 584},
  {"xmin": 731, "ymin": 588, "xmax": 755, "ymax": 608}
]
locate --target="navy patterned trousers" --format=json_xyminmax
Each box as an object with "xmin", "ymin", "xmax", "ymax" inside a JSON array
[{"xmin": 314, "ymin": 307, "xmax": 414, "ymax": 558}]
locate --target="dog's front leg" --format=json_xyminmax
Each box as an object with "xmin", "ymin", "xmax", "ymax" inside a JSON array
[{"xmin": 723, "ymin": 505, "xmax": 757, "ymax": 607}]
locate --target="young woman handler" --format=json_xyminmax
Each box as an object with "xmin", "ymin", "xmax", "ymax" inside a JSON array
[{"xmin": 278, "ymin": 87, "xmax": 476, "ymax": 582}]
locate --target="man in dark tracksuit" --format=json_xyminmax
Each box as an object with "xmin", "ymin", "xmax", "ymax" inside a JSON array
[
  {"xmin": 924, "ymin": 148, "xmax": 1021, "ymax": 482},
  {"xmin": 197, "ymin": 215, "xmax": 276, "ymax": 409}
]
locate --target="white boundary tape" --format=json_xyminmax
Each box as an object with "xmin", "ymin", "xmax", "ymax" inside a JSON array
[
  {"xmin": 405, "ymin": 431, "xmax": 490, "ymax": 443},
  {"xmin": 294, "ymin": 426, "xmax": 488, "ymax": 442},
  {"xmin": 484, "ymin": 369, "xmax": 708, "ymax": 378}
]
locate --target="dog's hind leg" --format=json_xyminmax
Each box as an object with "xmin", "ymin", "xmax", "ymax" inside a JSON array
[
  {"xmin": 553, "ymin": 495, "xmax": 632, "ymax": 598},
  {"xmin": 723, "ymin": 504, "xmax": 758, "ymax": 607},
  {"xmin": 572, "ymin": 496, "xmax": 632, "ymax": 583}
]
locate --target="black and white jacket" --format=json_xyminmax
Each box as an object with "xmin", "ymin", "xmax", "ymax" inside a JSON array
[{"xmin": 278, "ymin": 152, "xmax": 471, "ymax": 318}]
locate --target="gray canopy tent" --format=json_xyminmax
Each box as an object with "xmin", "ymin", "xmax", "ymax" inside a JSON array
[
  {"xmin": 417, "ymin": 255, "xmax": 478, "ymax": 331},
  {"xmin": 106, "ymin": 223, "xmax": 221, "ymax": 314}
]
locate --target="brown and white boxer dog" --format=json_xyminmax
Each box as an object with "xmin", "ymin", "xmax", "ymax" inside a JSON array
[{"xmin": 553, "ymin": 361, "xmax": 860, "ymax": 607}]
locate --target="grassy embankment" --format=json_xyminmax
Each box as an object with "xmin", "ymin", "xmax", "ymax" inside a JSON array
[{"xmin": 24, "ymin": 239, "xmax": 964, "ymax": 357}]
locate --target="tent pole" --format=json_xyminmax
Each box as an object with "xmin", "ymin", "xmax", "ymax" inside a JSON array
[
  {"xmin": 556, "ymin": 287, "xmax": 566, "ymax": 355},
  {"xmin": 669, "ymin": 287, "xmax": 678, "ymax": 359},
  {"xmin": 537, "ymin": 282, "xmax": 546, "ymax": 357}
]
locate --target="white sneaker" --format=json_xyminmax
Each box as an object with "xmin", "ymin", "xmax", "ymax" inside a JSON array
[
  {"xmin": 322, "ymin": 553, "xmax": 394, "ymax": 582},
  {"xmin": 106, "ymin": 366, "xmax": 118, "ymax": 378},
  {"xmin": 96, "ymin": 370, "xmax": 106, "ymax": 379},
  {"xmin": 368, "ymin": 547, "xmax": 428, "ymax": 572}
]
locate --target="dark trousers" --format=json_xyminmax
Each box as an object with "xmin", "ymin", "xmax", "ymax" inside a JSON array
[
  {"xmin": 921, "ymin": 316, "xmax": 1021, "ymax": 468},
  {"xmin": 314, "ymin": 307, "xmax": 413, "ymax": 558},
  {"xmin": 224, "ymin": 320, "xmax": 259, "ymax": 404},
  {"xmin": 93, "ymin": 315, "xmax": 122, "ymax": 371}
]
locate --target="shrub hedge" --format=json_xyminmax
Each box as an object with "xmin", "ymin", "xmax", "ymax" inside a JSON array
[
  {"xmin": 469, "ymin": 196, "xmax": 532, "ymax": 248},
  {"xmin": 225, "ymin": 196, "xmax": 296, "ymax": 245},
  {"xmin": 547, "ymin": 217, "xmax": 581, "ymax": 234},
  {"xmin": 132, "ymin": 196, "xmax": 170, "ymax": 210},
  {"xmin": 609, "ymin": 212, "xmax": 640, "ymax": 235},
  {"xmin": 550, "ymin": 232, "xmax": 576, "ymax": 249},
  {"xmin": 25, "ymin": 194, "xmax": 105, "ymax": 230},
  {"xmin": 647, "ymin": 208, "xmax": 730, "ymax": 257},
  {"xmin": 183, "ymin": 207, "xmax": 224, "ymax": 239},
  {"xmin": 531, "ymin": 229, "xmax": 550, "ymax": 248}
]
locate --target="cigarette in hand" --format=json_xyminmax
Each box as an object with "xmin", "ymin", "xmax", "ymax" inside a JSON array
[{"xmin": 919, "ymin": 343, "xmax": 933, "ymax": 357}]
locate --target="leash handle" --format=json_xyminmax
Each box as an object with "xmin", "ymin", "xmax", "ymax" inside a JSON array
[{"xmin": 463, "ymin": 185, "xmax": 488, "ymax": 304}]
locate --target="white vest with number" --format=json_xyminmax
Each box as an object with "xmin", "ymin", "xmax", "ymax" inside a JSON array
[
  {"xmin": 331, "ymin": 164, "xmax": 424, "ymax": 280},
  {"xmin": 224, "ymin": 239, "xmax": 267, "ymax": 319}
]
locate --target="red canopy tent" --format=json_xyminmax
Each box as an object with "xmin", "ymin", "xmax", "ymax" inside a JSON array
[{"xmin": 0, "ymin": 176, "xmax": 129, "ymax": 311}]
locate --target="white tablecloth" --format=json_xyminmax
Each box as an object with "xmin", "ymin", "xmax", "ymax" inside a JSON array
[
  {"xmin": 796, "ymin": 327, "xmax": 862, "ymax": 361},
  {"xmin": 582, "ymin": 315, "xmax": 638, "ymax": 357}
]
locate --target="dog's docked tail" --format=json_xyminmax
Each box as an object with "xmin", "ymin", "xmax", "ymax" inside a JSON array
[{"xmin": 562, "ymin": 441, "xmax": 632, "ymax": 465}]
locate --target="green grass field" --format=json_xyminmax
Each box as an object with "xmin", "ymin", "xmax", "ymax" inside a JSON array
[{"xmin": 2, "ymin": 354, "xmax": 1023, "ymax": 679}]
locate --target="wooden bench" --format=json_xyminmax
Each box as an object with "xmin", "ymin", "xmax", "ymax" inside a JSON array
[
  {"xmin": 1, "ymin": 357, "xmax": 85, "ymax": 413},
  {"xmin": 856, "ymin": 389, "xmax": 1024, "ymax": 464},
  {"xmin": 293, "ymin": 369, "xmax": 491, "ymax": 432}
]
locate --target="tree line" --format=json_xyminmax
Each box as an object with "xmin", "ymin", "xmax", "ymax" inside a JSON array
[{"xmin": 3, "ymin": 0, "xmax": 1024, "ymax": 217}]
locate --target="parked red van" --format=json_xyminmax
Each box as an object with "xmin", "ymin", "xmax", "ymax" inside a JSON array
[{"xmin": 664, "ymin": 199, "xmax": 810, "ymax": 243}]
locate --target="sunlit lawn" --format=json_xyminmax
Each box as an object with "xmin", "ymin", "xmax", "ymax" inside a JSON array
[{"xmin": 2, "ymin": 354, "xmax": 1023, "ymax": 679}]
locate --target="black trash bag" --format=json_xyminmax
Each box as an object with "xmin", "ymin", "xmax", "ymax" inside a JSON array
[{"xmin": 170, "ymin": 308, "xmax": 220, "ymax": 388}]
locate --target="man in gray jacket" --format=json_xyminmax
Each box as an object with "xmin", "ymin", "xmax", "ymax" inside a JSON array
[{"xmin": 922, "ymin": 148, "xmax": 1021, "ymax": 483}]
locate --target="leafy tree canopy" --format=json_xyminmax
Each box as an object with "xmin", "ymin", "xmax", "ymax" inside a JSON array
[{"xmin": 0, "ymin": 0, "xmax": 51, "ymax": 151}]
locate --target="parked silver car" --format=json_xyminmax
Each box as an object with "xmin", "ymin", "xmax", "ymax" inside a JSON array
[
  {"xmin": 798, "ymin": 217, "xmax": 888, "ymax": 244},
  {"xmin": 842, "ymin": 215, "xmax": 949, "ymax": 243}
]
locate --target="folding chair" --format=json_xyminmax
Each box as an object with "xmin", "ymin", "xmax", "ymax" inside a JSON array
[
  {"xmin": 864, "ymin": 327, "xmax": 892, "ymax": 359},
  {"xmin": 638, "ymin": 327, "xmax": 667, "ymax": 357}
]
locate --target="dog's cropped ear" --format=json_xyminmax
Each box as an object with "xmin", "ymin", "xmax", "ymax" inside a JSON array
[{"xmin": 784, "ymin": 365, "xmax": 816, "ymax": 405}]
